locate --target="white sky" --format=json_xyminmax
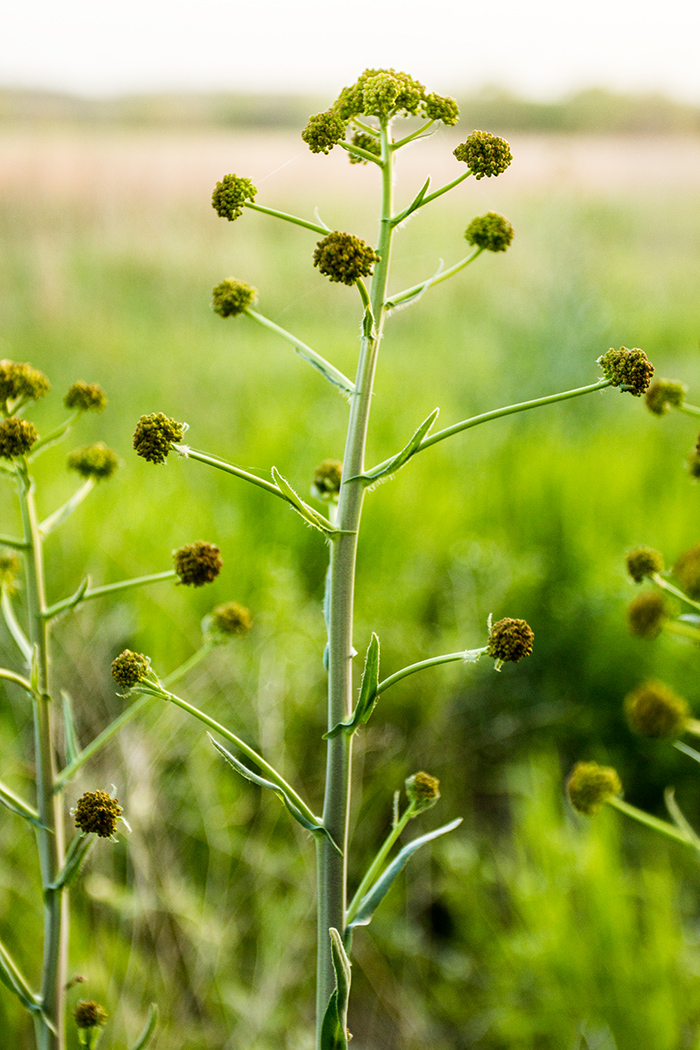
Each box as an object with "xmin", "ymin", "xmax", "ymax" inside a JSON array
[{"xmin": 3, "ymin": 0, "xmax": 700, "ymax": 103}]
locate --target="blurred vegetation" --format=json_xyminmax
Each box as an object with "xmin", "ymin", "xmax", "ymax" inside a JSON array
[{"xmin": 1, "ymin": 121, "xmax": 700, "ymax": 1049}]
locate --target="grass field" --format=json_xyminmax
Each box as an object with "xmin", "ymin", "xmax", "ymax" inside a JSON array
[{"xmin": 1, "ymin": 125, "xmax": 700, "ymax": 1049}]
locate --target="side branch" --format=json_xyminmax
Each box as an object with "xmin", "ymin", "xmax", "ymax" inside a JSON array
[
  {"xmin": 173, "ymin": 446, "xmax": 289, "ymax": 501},
  {"xmin": 245, "ymin": 309, "xmax": 356, "ymax": 395},
  {"xmin": 42, "ymin": 571, "xmax": 176, "ymax": 620},
  {"xmin": 385, "ymin": 248, "xmax": 483, "ymax": 310},
  {"xmin": 244, "ymin": 200, "xmax": 330, "ymax": 235}
]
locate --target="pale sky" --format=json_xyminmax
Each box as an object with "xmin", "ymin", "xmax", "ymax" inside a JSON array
[{"xmin": 3, "ymin": 0, "xmax": 700, "ymax": 102}]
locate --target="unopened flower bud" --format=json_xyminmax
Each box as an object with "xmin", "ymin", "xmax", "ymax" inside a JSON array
[
  {"xmin": 348, "ymin": 132, "xmax": 381, "ymax": 165},
  {"xmin": 0, "ymin": 417, "xmax": 37, "ymax": 459},
  {"xmin": 313, "ymin": 232, "xmax": 379, "ymax": 286},
  {"xmin": 74, "ymin": 791, "xmax": 122, "ymax": 838},
  {"xmin": 68, "ymin": 443, "xmax": 118, "ymax": 480},
  {"xmin": 312, "ymin": 459, "xmax": 342, "ymax": 500},
  {"xmin": 0, "ymin": 360, "xmax": 50, "ymax": 403},
  {"xmin": 645, "ymin": 379, "xmax": 686, "ymax": 416},
  {"xmin": 464, "ymin": 212, "xmax": 514, "ymax": 253},
  {"xmin": 212, "ymin": 278, "xmax": 256, "ymax": 318},
  {"xmin": 453, "ymin": 131, "xmax": 512, "ymax": 178},
  {"xmin": 567, "ymin": 761, "xmax": 621, "ymax": 815},
  {"xmin": 674, "ymin": 543, "xmax": 700, "ymax": 599},
  {"xmin": 625, "ymin": 680, "xmax": 689, "ymax": 739},
  {"xmin": 210, "ymin": 601, "xmax": 252, "ymax": 636},
  {"xmin": 627, "ymin": 591, "xmax": 668, "ymax": 638},
  {"xmin": 174, "ymin": 541, "xmax": 222, "ymax": 587},
  {"xmin": 64, "ymin": 382, "xmax": 106, "ymax": 412},
  {"xmin": 74, "ymin": 1000, "xmax": 107, "ymax": 1028},
  {"xmin": 486, "ymin": 617, "xmax": 534, "ymax": 664},
  {"xmin": 625, "ymin": 546, "xmax": 664, "ymax": 583},
  {"xmin": 111, "ymin": 649, "xmax": 150, "ymax": 688},
  {"xmin": 132, "ymin": 413, "xmax": 184, "ymax": 464},
  {"xmin": 598, "ymin": 347, "xmax": 654, "ymax": 396},
  {"xmin": 423, "ymin": 92, "xmax": 459, "ymax": 126},
  {"xmin": 211, "ymin": 173, "xmax": 257, "ymax": 220},
  {"xmin": 302, "ymin": 110, "xmax": 347, "ymax": 154},
  {"xmin": 405, "ymin": 771, "xmax": 440, "ymax": 814}
]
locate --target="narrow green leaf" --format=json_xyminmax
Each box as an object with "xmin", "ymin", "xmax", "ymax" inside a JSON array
[
  {"xmin": 48, "ymin": 834, "xmax": 93, "ymax": 891},
  {"xmin": 0, "ymin": 778, "xmax": 41, "ymax": 825},
  {"xmin": 0, "ymin": 937, "xmax": 39, "ymax": 1014},
  {"xmin": 392, "ymin": 175, "xmax": 431, "ymax": 225},
  {"xmin": 320, "ymin": 928, "xmax": 351, "ymax": 1050},
  {"xmin": 39, "ymin": 479, "xmax": 95, "ymax": 536},
  {"xmin": 271, "ymin": 468, "xmax": 341, "ymax": 536},
  {"xmin": 42, "ymin": 576, "xmax": 90, "ymax": 620},
  {"xmin": 324, "ymin": 633, "xmax": 380, "ymax": 739},
  {"xmin": 665, "ymin": 787, "xmax": 700, "ymax": 849},
  {"xmin": 210, "ymin": 737, "xmax": 341, "ymax": 855},
  {"xmin": 347, "ymin": 818, "xmax": 462, "ymax": 931},
  {"xmin": 129, "ymin": 1004, "xmax": 158, "ymax": 1050},
  {"xmin": 675, "ymin": 740, "xmax": 700, "ymax": 765},
  {"xmin": 60, "ymin": 690, "xmax": 80, "ymax": 765},
  {"xmin": 355, "ymin": 408, "xmax": 439, "ymax": 486}
]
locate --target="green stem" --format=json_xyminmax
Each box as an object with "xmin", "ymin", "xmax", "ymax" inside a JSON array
[
  {"xmin": 0, "ymin": 666, "xmax": 33, "ymax": 692},
  {"xmin": 677, "ymin": 403, "xmax": 700, "ymax": 418},
  {"xmin": 244, "ymin": 309, "xmax": 355, "ymax": 394},
  {"xmin": 391, "ymin": 121, "xmax": 436, "ymax": 150},
  {"xmin": 665, "ymin": 619, "xmax": 700, "ymax": 642},
  {"xmin": 385, "ymin": 248, "xmax": 483, "ymax": 309},
  {"xmin": 651, "ymin": 572, "xmax": 700, "ymax": 613},
  {"xmin": 39, "ymin": 480, "xmax": 95, "ymax": 536},
  {"xmin": 244, "ymin": 200, "xmax": 330, "ymax": 235},
  {"xmin": 27, "ymin": 414, "xmax": 79, "ymax": 458},
  {"xmin": 42, "ymin": 571, "xmax": 175, "ymax": 620},
  {"xmin": 0, "ymin": 534, "xmax": 29, "ymax": 550},
  {"xmin": 608, "ymin": 797, "xmax": 698, "ymax": 848},
  {"xmin": 173, "ymin": 446, "xmax": 289, "ymax": 502},
  {"xmin": 345, "ymin": 802, "xmax": 415, "ymax": 925},
  {"xmin": 339, "ymin": 142, "xmax": 383, "ymax": 166},
  {"xmin": 15, "ymin": 460, "xmax": 66, "ymax": 1050},
  {"xmin": 1, "ymin": 588, "xmax": 32, "ymax": 660},
  {"xmin": 393, "ymin": 169, "xmax": 471, "ymax": 221},
  {"xmin": 316, "ymin": 116, "xmax": 394, "ymax": 1046},
  {"xmin": 376, "ymin": 649, "xmax": 486, "ymax": 695}
]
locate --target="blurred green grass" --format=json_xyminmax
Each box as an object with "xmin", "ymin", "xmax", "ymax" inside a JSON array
[{"xmin": 1, "ymin": 128, "xmax": 700, "ymax": 1048}]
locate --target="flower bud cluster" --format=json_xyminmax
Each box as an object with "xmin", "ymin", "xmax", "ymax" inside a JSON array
[
  {"xmin": 486, "ymin": 617, "xmax": 534, "ymax": 664},
  {"xmin": 174, "ymin": 541, "xmax": 222, "ymax": 586},
  {"xmin": 567, "ymin": 761, "xmax": 621, "ymax": 815},
  {"xmin": 301, "ymin": 110, "xmax": 348, "ymax": 154},
  {"xmin": 132, "ymin": 413, "xmax": 184, "ymax": 464},
  {"xmin": 312, "ymin": 459, "xmax": 343, "ymax": 500},
  {"xmin": 74, "ymin": 1000, "xmax": 107, "ymax": 1029},
  {"xmin": 210, "ymin": 601, "xmax": 252, "ymax": 636},
  {"xmin": 625, "ymin": 546, "xmax": 664, "ymax": 583},
  {"xmin": 627, "ymin": 591, "xmax": 668, "ymax": 638},
  {"xmin": 0, "ymin": 416, "xmax": 37, "ymax": 459},
  {"xmin": 348, "ymin": 132, "xmax": 382, "ymax": 165},
  {"xmin": 74, "ymin": 790, "xmax": 123, "ymax": 838},
  {"xmin": 211, "ymin": 174, "xmax": 257, "ymax": 220},
  {"xmin": 68, "ymin": 443, "xmax": 118, "ymax": 480},
  {"xmin": 405, "ymin": 771, "xmax": 440, "ymax": 814},
  {"xmin": 0, "ymin": 359, "xmax": 49, "ymax": 403},
  {"xmin": 64, "ymin": 381, "xmax": 107, "ymax": 412},
  {"xmin": 597, "ymin": 347, "xmax": 654, "ymax": 396},
  {"xmin": 464, "ymin": 212, "xmax": 514, "ymax": 253},
  {"xmin": 212, "ymin": 278, "xmax": 257, "ymax": 317},
  {"xmin": 111, "ymin": 649, "xmax": 150, "ymax": 688},
  {"xmin": 453, "ymin": 131, "xmax": 513, "ymax": 178},
  {"xmin": 645, "ymin": 379, "xmax": 686, "ymax": 416},
  {"xmin": 625, "ymin": 680, "xmax": 689, "ymax": 739},
  {"xmin": 674, "ymin": 543, "xmax": 700, "ymax": 598},
  {"xmin": 313, "ymin": 232, "xmax": 379, "ymax": 285}
]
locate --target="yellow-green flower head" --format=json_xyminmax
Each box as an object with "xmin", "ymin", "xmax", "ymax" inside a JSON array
[
  {"xmin": 424, "ymin": 92, "xmax": 460, "ymax": 126},
  {"xmin": 348, "ymin": 131, "xmax": 382, "ymax": 165},
  {"xmin": 313, "ymin": 231, "xmax": 379, "ymax": 286},
  {"xmin": 486, "ymin": 617, "xmax": 534, "ymax": 663},
  {"xmin": 0, "ymin": 551, "xmax": 20, "ymax": 593},
  {"xmin": 132, "ymin": 412, "xmax": 184, "ymax": 464},
  {"xmin": 211, "ymin": 173, "xmax": 257, "ymax": 220},
  {"xmin": 567, "ymin": 761, "xmax": 621, "ymax": 815},
  {"xmin": 464, "ymin": 212, "xmax": 514, "ymax": 253},
  {"xmin": 74, "ymin": 790, "xmax": 123, "ymax": 838},
  {"xmin": 111, "ymin": 649, "xmax": 150, "ymax": 688},
  {"xmin": 0, "ymin": 360, "xmax": 50, "ymax": 403},
  {"xmin": 0, "ymin": 417, "xmax": 38, "ymax": 459},
  {"xmin": 74, "ymin": 1001, "xmax": 107, "ymax": 1029},
  {"xmin": 405, "ymin": 771, "xmax": 441, "ymax": 814},
  {"xmin": 627, "ymin": 590, "xmax": 668, "ymax": 638},
  {"xmin": 334, "ymin": 68, "xmax": 425, "ymax": 121},
  {"xmin": 301, "ymin": 110, "xmax": 348, "ymax": 154},
  {"xmin": 68, "ymin": 443, "xmax": 118, "ymax": 480},
  {"xmin": 312, "ymin": 458, "xmax": 343, "ymax": 500},
  {"xmin": 674, "ymin": 543, "xmax": 700, "ymax": 598},
  {"xmin": 625, "ymin": 546, "xmax": 664, "ymax": 583},
  {"xmin": 625, "ymin": 680, "xmax": 689, "ymax": 739},
  {"xmin": 212, "ymin": 278, "xmax": 257, "ymax": 317},
  {"xmin": 211, "ymin": 601, "xmax": 252, "ymax": 636},
  {"xmin": 645, "ymin": 378, "xmax": 686, "ymax": 416},
  {"xmin": 453, "ymin": 131, "xmax": 513, "ymax": 178},
  {"xmin": 64, "ymin": 381, "xmax": 107, "ymax": 412},
  {"xmin": 597, "ymin": 347, "xmax": 654, "ymax": 396},
  {"xmin": 174, "ymin": 541, "xmax": 222, "ymax": 587}
]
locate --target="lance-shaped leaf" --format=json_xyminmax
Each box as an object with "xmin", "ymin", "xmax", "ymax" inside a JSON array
[
  {"xmin": 61, "ymin": 689, "xmax": 81, "ymax": 766},
  {"xmin": 325, "ymin": 633, "xmax": 379, "ymax": 739},
  {"xmin": 392, "ymin": 175, "xmax": 432, "ymax": 226},
  {"xmin": 129, "ymin": 1004, "xmax": 158, "ymax": 1050},
  {"xmin": 210, "ymin": 737, "xmax": 341, "ymax": 855},
  {"xmin": 354, "ymin": 408, "xmax": 439, "ymax": 486},
  {"xmin": 0, "ymin": 936, "xmax": 41, "ymax": 1016},
  {"xmin": 272, "ymin": 468, "xmax": 342, "ymax": 536},
  {"xmin": 42, "ymin": 576, "xmax": 90, "ymax": 620},
  {"xmin": 320, "ymin": 928, "xmax": 352, "ymax": 1050},
  {"xmin": 39, "ymin": 479, "xmax": 95, "ymax": 536},
  {"xmin": 0, "ymin": 778, "xmax": 41, "ymax": 825},
  {"xmin": 48, "ymin": 833, "xmax": 93, "ymax": 891},
  {"xmin": 665, "ymin": 787, "xmax": 700, "ymax": 850},
  {"xmin": 347, "ymin": 818, "xmax": 462, "ymax": 932}
]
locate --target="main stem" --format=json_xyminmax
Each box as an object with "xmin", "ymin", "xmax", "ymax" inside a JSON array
[
  {"xmin": 315, "ymin": 120, "xmax": 394, "ymax": 1043},
  {"xmin": 17, "ymin": 463, "xmax": 67, "ymax": 1050}
]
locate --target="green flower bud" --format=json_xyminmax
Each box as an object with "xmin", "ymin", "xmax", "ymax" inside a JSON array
[
  {"xmin": 334, "ymin": 68, "xmax": 425, "ymax": 120},
  {"xmin": 211, "ymin": 173, "xmax": 257, "ymax": 220},
  {"xmin": 313, "ymin": 231, "xmax": 379, "ymax": 286},
  {"xmin": 362, "ymin": 73, "xmax": 401, "ymax": 117},
  {"xmin": 348, "ymin": 131, "xmax": 381, "ymax": 165},
  {"xmin": 111, "ymin": 649, "xmax": 150, "ymax": 688},
  {"xmin": 0, "ymin": 417, "xmax": 38, "ymax": 459},
  {"xmin": 627, "ymin": 591, "xmax": 668, "ymax": 638},
  {"xmin": 63, "ymin": 381, "xmax": 107, "ymax": 412},
  {"xmin": 674, "ymin": 543, "xmax": 700, "ymax": 598},
  {"xmin": 312, "ymin": 459, "xmax": 342, "ymax": 500},
  {"xmin": 174, "ymin": 541, "xmax": 222, "ymax": 587},
  {"xmin": 625, "ymin": 680, "xmax": 689, "ymax": 739},
  {"xmin": 405, "ymin": 771, "xmax": 441, "ymax": 814},
  {"xmin": 0, "ymin": 360, "xmax": 50, "ymax": 403},
  {"xmin": 567, "ymin": 761, "xmax": 621, "ymax": 815},
  {"xmin": 423, "ymin": 92, "xmax": 460, "ymax": 126},
  {"xmin": 486, "ymin": 617, "xmax": 534, "ymax": 664},
  {"xmin": 0, "ymin": 551, "xmax": 20, "ymax": 594},
  {"xmin": 453, "ymin": 131, "xmax": 513, "ymax": 178},
  {"xmin": 645, "ymin": 378, "xmax": 686, "ymax": 416},
  {"xmin": 209, "ymin": 601, "xmax": 252, "ymax": 637},
  {"xmin": 301, "ymin": 110, "xmax": 347, "ymax": 154},
  {"xmin": 74, "ymin": 1000, "xmax": 107, "ymax": 1029},
  {"xmin": 212, "ymin": 278, "xmax": 256, "ymax": 318},
  {"xmin": 132, "ymin": 412, "xmax": 184, "ymax": 464},
  {"xmin": 74, "ymin": 790, "xmax": 123, "ymax": 838},
  {"xmin": 625, "ymin": 546, "xmax": 664, "ymax": 583},
  {"xmin": 597, "ymin": 347, "xmax": 654, "ymax": 396},
  {"xmin": 68, "ymin": 443, "xmax": 118, "ymax": 480},
  {"xmin": 464, "ymin": 212, "xmax": 514, "ymax": 253}
]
